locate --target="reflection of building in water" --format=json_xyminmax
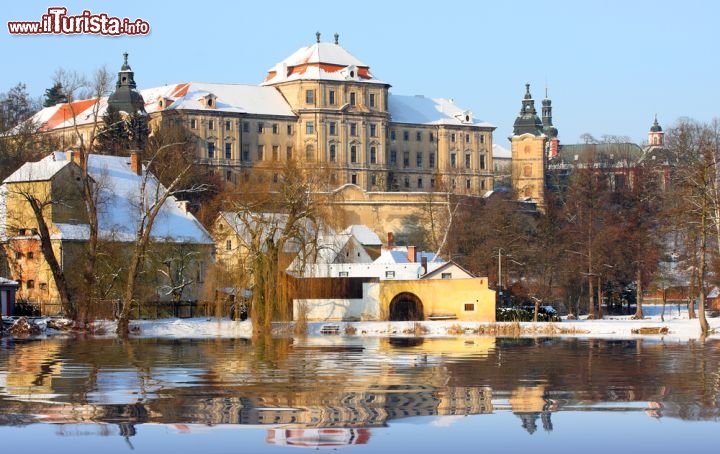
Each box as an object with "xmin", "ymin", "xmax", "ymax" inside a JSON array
[
  {"xmin": 508, "ymin": 385, "xmax": 555, "ymax": 434},
  {"xmin": 147, "ymin": 385, "xmax": 493, "ymax": 427},
  {"xmin": 267, "ymin": 428, "xmax": 371, "ymax": 448}
]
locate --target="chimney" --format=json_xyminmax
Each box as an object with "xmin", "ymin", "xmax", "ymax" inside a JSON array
[
  {"xmin": 387, "ymin": 232, "xmax": 394, "ymax": 248},
  {"xmin": 407, "ymin": 245, "xmax": 416, "ymax": 263},
  {"xmin": 66, "ymin": 150, "xmax": 81, "ymax": 165},
  {"xmin": 421, "ymin": 256, "xmax": 428, "ymax": 275},
  {"xmin": 130, "ymin": 151, "xmax": 142, "ymax": 176}
]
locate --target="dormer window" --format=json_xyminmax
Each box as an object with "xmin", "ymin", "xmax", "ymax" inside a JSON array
[
  {"xmin": 201, "ymin": 93, "xmax": 217, "ymax": 109},
  {"xmin": 341, "ymin": 65, "xmax": 359, "ymax": 80},
  {"xmin": 455, "ymin": 111, "xmax": 473, "ymax": 124}
]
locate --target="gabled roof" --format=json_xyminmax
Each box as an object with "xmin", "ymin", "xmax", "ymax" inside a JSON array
[
  {"xmin": 3, "ymin": 152, "xmax": 213, "ymax": 244},
  {"xmin": 388, "ymin": 94, "xmax": 494, "ymax": 128},
  {"xmin": 340, "ymin": 225, "xmax": 382, "ymax": 246}
]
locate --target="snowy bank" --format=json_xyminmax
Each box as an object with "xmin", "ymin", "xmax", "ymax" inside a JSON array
[{"xmin": 79, "ymin": 305, "xmax": 718, "ymax": 341}]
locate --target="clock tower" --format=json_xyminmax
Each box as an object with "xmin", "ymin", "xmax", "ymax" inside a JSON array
[{"xmin": 510, "ymin": 84, "xmax": 547, "ymax": 211}]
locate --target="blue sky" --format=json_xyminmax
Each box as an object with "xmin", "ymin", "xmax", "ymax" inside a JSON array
[{"xmin": 2, "ymin": 0, "xmax": 717, "ymax": 145}]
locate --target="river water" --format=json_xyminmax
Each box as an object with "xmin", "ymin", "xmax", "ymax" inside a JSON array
[{"xmin": 1, "ymin": 334, "xmax": 718, "ymax": 453}]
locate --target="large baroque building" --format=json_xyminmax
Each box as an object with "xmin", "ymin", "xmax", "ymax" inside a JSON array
[{"xmin": 29, "ymin": 33, "xmax": 496, "ymax": 197}]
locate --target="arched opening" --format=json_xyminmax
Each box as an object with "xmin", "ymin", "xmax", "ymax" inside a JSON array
[{"xmin": 389, "ymin": 292, "xmax": 424, "ymax": 321}]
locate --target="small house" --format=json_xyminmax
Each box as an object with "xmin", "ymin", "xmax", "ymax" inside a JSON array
[{"xmin": 1, "ymin": 276, "xmax": 19, "ymax": 316}]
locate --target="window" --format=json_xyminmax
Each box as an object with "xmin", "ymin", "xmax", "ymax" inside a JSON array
[
  {"xmin": 338, "ymin": 271, "xmax": 349, "ymax": 277},
  {"xmin": 466, "ymin": 179, "xmax": 471, "ymax": 189},
  {"xmin": 305, "ymin": 144, "xmax": 315, "ymax": 160},
  {"xmin": 39, "ymin": 282, "xmax": 47, "ymax": 291},
  {"xmin": 370, "ymin": 123, "xmax": 377, "ymax": 137},
  {"xmin": 416, "ymin": 153, "xmax": 422, "ymax": 168},
  {"xmin": 190, "ymin": 118, "xmax": 197, "ymax": 129},
  {"xmin": 329, "ymin": 144, "xmax": 336, "ymax": 162},
  {"xmin": 429, "ymin": 132, "xmax": 435, "ymax": 142},
  {"xmin": 272, "ymin": 123, "xmax": 279, "ymax": 134},
  {"xmin": 350, "ymin": 145, "xmax": 357, "ymax": 163},
  {"xmin": 390, "ymin": 149, "xmax": 397, "ymax": 164},
  {"xmin": 329, "ymin": 121, "xmax": 337, "ymax": 136},
  {"xmin": 429, "ymin": 152, "xmax": 435, "ymax": 167},
  {"xmin": 403, "ymin": 151, "xmax": 409, "ymax": 167},
  {"xmin": 207, "ymin": 142, "xmax": 215, "ymax": 159},
  {"xmin": 418, "ymin": 178, "xmax": 423, "ymax": 188},
  {"xmin": 26, "ymin": 280, "xmax": 34, "ymax": 289},
  {"xmin": 257, "ymin": 122, "xmax": 264, "ymax": 133},
  {"xmin": 416, "ymin": 131, "xmax": 422, "ymax": 141},
  {"xmin": 465, "ymin": 134, "xmax": 470, "ymax": 143},
  {"xmin": 242, "ymin": 145, "xmax": 250, "ymax": 161},
  {"xmin": 390, "ymin": 130, "xmax": 396, "ymax": 141},
  {"xmin": 329, "ymin": 90, "xmax": 336, "ymax": 105},
  {"xmin": 14, "ymin": 251, "xmax": 22, "ymax": 259},
  {"xmin": 27, "ymin": 251, "xmax": 34, "ymax": 260},
  {"xmin": 225, "ymin": 120, "xmax": 231, "ymax": 131},
  {"xmin": 225, "ymin": 142, "xmax": 232, "ymax": 159},
  {"xmin": 403, "ymin": 130, "xmax": 409, "ymax": 141},
  {"xmin": 385, "ymin": 271, "xmax": 395, "ymax": 279},
  {"xmin": 272, "ymin": 145, "xmax": 279, "ymax": 161},
  {"xmin": 306, "ymin": 121, "xmax": 314, "ymax": 134},
  {"xmin": 369, "ymin": 93, "xmax": 376, "ymax": 107},
  {"xmin": 404, "ymin": 176, "xmax": 410, "ymax": 188},
  {"xmin": 257, "ymin": 145, "xmax": 264, "ymax": 160},
  {"xmin": 370, "ymin": 146, "xmax": 377, "ymax": 164},
  {"xmin": 350, "ymin": 123, "xmax": 357, "ymax": 136},
  {"xmin": 305, "ymin": 89, "xmax": 315, "ymax": 105},
  {"xmin": 450, "ymin": 153, "xmax": 456, "ymax": 168},
  {"xmin": 226, "ymin": 170, "xmax": 232, "ymax": 181},
  {"xmin": 442, "ymin": 272, "xmax": 452, "ymax": 279},
  {"xmin": 208, "ymin": 119, "xmax": 214, "ymax": 130},
  {"xmin": 351, "ymin": 174, "xmax": 357, "ymax": 185},
  {"xmin": 481, "ymin": 179, "xmax": 486, "ymax": 190},
  {"xmin": 273, "ymin": 173, "xmax": 278, "ymax": 183},
  {"xmin": 371, "ymin": 174, "xmax": 377, "ymax": 186},
  {"xmin": 349, "ymin": 92, "xmax": 356, "ymax": 106},
  {"xmin": 243, "ymin": 121, "xmax": 249, "ymax": 132},
  {"xmin": 226, "ymin": 240, "xmax": 232, "ymax": 251},
  {"xmin": 431, "ymin": 178, "xmax": 435, "ymax": 188},
  {"xmin": 480, "ymin": 134, "xmax": 485, "ymax": 144},
  {"xmin": 480, "ymin": 154, "xmax": 486, "ymax": 170},
  {"xmin": 451, "ymin": 133, "xmax": 456, "ymax": 142},
  {"xmin": 287, "ymin": 124, "xmax": 293, "ymax": 135},
  {"xmin": 464, "ymin": 303, "xmax": 475, "ymax": 311},
  {"xmin": 286, "ymin": 146, "xmax": 293, "ymax": 160},
  {"xmin": 465, "ymin": 153, "xmax": 471, "ymax": 168}
]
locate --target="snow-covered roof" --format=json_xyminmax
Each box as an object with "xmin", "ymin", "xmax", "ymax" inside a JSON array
[
  {"xmin": 374, "ymin": 246, "xmax": 444, "ymax": 265},
  {"xmin": 340, "ymin": 225, "xmax": 382, "ymax": 246},
  {"xmin": 2, "ymin": 157, "xmax": 71, "ymax": 183},
  {"xmin": 0, "ymin": 276, "xmax": 19, "ymax": 286},
  {"xmin": 4, "ymin": 152, "xmax": 213, "ymax": 245},
  {"xmin": 492, "ymin": 143, "xmax": 511, "ymax": 159},
  {"xmin": 145, "ymin": 82, "xmax": 297, "ymax": 117},
  {"xmin": 262, "ymin": 41, "xmax": 386, "ymax": 85},
  {"xmin": 388, "ymin": 94, "xmax": 494, "ymax": 128}
]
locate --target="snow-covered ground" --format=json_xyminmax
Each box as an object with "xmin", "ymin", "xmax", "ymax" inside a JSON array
[{"xmin": 71, "ymin": 304, "xmax": 719, "ymax": 341}]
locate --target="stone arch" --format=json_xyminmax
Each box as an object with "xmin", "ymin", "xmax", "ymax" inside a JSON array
[{"xmin": 389, "ymin": 292, "xmax": 424, "ymax": 321}]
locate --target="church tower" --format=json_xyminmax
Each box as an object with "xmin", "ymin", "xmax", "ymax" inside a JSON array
[
  {"xmin": 541, "ymin": 89, "xmax": 559, "ymax": 158},
  {"xmin": 510, "ymin": 83, "xmax": 547, "ymax": 210},
  {"xmin": 107, "ymin": 52, "xmax": 146, "ymax": 114},
  {"xmin": 648, "ymin": 115, "xmax": 664, "ymax": 146}
]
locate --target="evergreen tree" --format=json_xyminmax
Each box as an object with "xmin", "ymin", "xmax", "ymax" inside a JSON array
[
  {"xmin": 43, "ymin": 82, "xmax": 68, "ymax": 107},
  {"xmin": 94, "ymin": 106, "xmax": 128, "ymax": 155}
]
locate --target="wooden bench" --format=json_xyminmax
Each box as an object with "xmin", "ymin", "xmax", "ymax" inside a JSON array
[{"xmin": 428, "ymin": 314, "xmax": 457, "ymax": 321}]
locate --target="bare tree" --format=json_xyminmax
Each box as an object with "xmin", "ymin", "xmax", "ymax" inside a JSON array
[{"xmin": 116, "ymin": 141, "xmax": 208, "ymax": 336}]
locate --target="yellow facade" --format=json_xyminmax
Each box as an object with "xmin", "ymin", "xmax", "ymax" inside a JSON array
[
  {"xmin": 511, "ymin": 133, "xmax": 546, "ymax": 208},
  {"xmin": 379, "ymin": 277, "xmax": 496, "ymax": 322}
]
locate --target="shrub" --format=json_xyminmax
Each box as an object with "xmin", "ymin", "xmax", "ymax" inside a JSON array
[{"xmin": 496, "ymin": 305, "xmax": 560, "ymax": 322}]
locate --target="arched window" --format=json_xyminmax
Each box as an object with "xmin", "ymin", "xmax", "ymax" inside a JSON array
[{"xmin": 305, "ymin": 144, "xmax": 315, "ymax": 161}]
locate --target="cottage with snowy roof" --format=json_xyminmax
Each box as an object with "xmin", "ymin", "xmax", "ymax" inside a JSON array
[{"xmin": 1, "ymin": 151, "xmax": 214, "ymax": 312}]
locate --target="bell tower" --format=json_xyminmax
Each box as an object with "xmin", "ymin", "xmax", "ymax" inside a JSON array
[
  {"xmin": 648, "ymin": 115, "xmax": 664, "ymax": 147},
  {"xmin": 107, "ymin": 52, "xmax": 146, "ymax": 114},
  {"xmin": 510, "ymin": 83, "xmax": 547, "ymax": 211}
]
